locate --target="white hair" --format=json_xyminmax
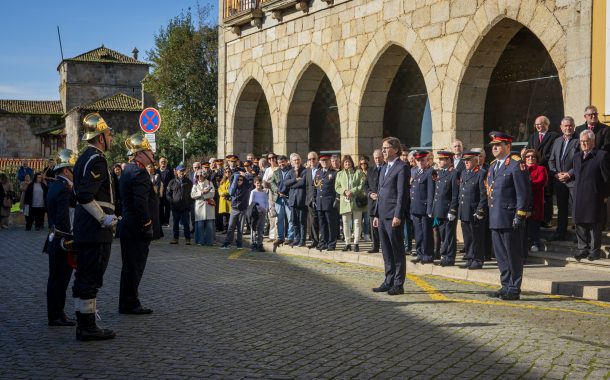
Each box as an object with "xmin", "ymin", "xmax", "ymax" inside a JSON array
[
  {"xmin": 290, "ymin": 153, "xmax": 301, "ymax": 161},
  {"xmin": 580, "ymin": 129, "xmax": 596, "ymax": 141}
]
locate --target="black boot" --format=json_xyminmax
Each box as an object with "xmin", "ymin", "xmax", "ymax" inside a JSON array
[
  {"xmin": 75, "ymin": 312, "xmax": 116, "ymax": 341},
  {"xmin": 342, "ymin": 244, "xmax": 351, "ymax": 252}
]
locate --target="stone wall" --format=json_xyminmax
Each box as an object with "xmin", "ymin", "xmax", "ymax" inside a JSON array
[
  {"xmin": 0, "ymin": 114, "xmax": 62, "ymax": 157},
  {"xmin": 59, "ymin": 61, "xmax": 148, "ymax": 113},
  {"xmin": 64, "ymin": 110, "xmax": 144, "ymax": 151},
  {"xmin": 218, "ymin": 0, "xmax": 592, "ymax": 158}
]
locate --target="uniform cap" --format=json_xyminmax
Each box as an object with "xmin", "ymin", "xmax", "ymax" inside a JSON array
[
  {"xmin": 489, "ymin": 131, "xmax": 513, "ymax": 145},
  {"xmin": 461, "ymin": 151, "xmax": 480, "ymax": 160},
  {"xmin": 226, "ymin": 154, "xmax": 239, "ymax": 162},
  {"xmin": 437, "ymin": 150, "xmax": 454, "ymax": 159},
  {"xmin": 202, "ymin": 162, "xmax": 210, "ymax": 168},
  {"xmin": 319, "ymin": 154, "xmax": 331, "ymax": 160},
  {"xmin": 414, "ymin": 151, "xmax": 430, "ymax": 159},
  {"xmin": 243, "ymin": 160, "xmax": 252, "ymax": 166}
]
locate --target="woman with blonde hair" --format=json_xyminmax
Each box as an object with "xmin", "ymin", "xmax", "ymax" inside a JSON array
[
  {"xmin": 335, "ymin": 155, "xmax": 366, "ymax": 252},
  {"xmin": 217, "ymin": 171, "xmax": 232, "ymax": 234}
]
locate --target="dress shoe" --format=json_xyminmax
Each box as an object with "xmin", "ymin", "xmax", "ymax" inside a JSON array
[
  {"xmin": 273, "ymin": 239, "xmax": 285, "ymax": 247},
  {"xmin": 500, "ymin": 293, "xmax": 520, "ymax": 301},
  {"xmin": 410, "ymin": 258, "xmax": 421, "ymax": 264},
  {"xmin": 316, "ymin": 244, "xmax": 327, "ymax": 251},
  {"xmin": 353, "ymin": 244, "xmax": 359, "ymax": 252},
  {"xmin": 372, "ymin": 284, "xmax": 391, "ymax": 293},
  {"xmin": 297, "ymin": 242, "xmax": 306, "ymax": 247},
  {"xmin": 185, "ymin": 239, "xmax": 191, "ymax": 245},
  {"xmin": 119, "ymin": 305, "xmax": 153, "ymax": 315},
  {"xmin": 573, "ymin": 251, "xmax": 589, "ymax": 261},
  {"xmin": 420, "ymin": 259, "xmax": 434, "ymax": 264},
  {"xmin": 438, "ymin": 257, "xmax": 454, "ymax": 267},
  {"xmin": 387, "ymin": 286, "xmax": 405, "ymax": 296},
  {"xmin": 587, "ymin": 252, "xmax": 601, "ymax": 261},
  {"xmin": 487, "ymin": 289, "xmax": 505, "ymax": 298},
  {"xmin": 540, "ymin": 222, "xmax": 552, "ymax": 229},
  {"xmin": 169, "ymin": 239, "xmax": 178, "ymax": 244},
  {"xmin": 326, "ymin": 247, "xmax": 335, "ymax": 252},
  {"xmin": 468, "ymin": 261, "xmax": 483, "ymax": 270},
  {"xmin": 284, "ymin": 240, "xmax": 293, "ymax": 246},
  {"xmin": 459, "ymin": 260, "xmax": 472, "ymax": 269},
  {"xmin": 48, "ymin": 316, "xmax": 76, "ymax": 326},
  {"xmin": 367, "ymin": 248, "xmax": 379, "ymax": 253},
  {"xmin": 342, "ymin": 244, "xmax": 351, "ymax": 252},
  {"xmin": 307, "ymin": 243, "xmax": 318, "ymax": 249}
]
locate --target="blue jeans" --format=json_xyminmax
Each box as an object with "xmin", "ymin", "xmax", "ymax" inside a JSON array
[
  {"xmin": 275, "ymin": 198, "xmax": 293, "ymax": 240},
  {"xmin": 195, "ymin": 220, "xmax": 215, "ymax": 245},
  {"xmin": 224, "ymin": 209, "xmax": 244, "ymax": 247},
  {"xmin": 362, "ymin": 211, "xmax": 370, "ymax": 237},
  {"xmin": 172, "ymin": 210, "xmax": 191, "ymax": 240}
]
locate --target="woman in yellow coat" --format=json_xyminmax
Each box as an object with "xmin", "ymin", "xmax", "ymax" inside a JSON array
[
  {"xmin": 217, "ymin": 171, "xmax": 232, "ymax": 233},
  {"xmin": 335, "ymin": 155, "xmax": 366, "ymax": 252}
]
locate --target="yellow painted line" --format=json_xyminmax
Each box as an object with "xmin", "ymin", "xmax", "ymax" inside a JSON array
[
  {"xmin": 408, "ymin": 274, "xmax": 610, "ymax": 318},
  {"xmin": 424, "ymin": 274, "xmax": 497, "ymax": 289},
  {"xmin": 228, "ymin": 249, "xmax": 247, "ymax": 260}
]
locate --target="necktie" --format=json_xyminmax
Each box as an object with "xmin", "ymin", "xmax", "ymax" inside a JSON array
[
  {"xmin": 539, "ymin": 133, "xmax": 543, "ymax": 143},
  {"xmin": 589, "ymin": 124, "xmax": 594, "ymax": 131}
]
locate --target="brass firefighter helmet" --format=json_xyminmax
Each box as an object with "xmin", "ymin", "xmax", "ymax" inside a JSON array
[
  {"xmin": 54, "ymin": 149, "xmax": 77, "ymax": 170},
  {"xmin": 125, "ymin": 133, "xmax": 152, "ymax": 156},
  {"xmin": 81, "ymin": 112, "xmax": 111, "ymax": 141}
]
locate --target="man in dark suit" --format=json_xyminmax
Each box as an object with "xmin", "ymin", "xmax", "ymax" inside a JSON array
[
  {"xmin": 525, "ymin": 115, "xmax": 559, "ymax": 227},
  {"xmin": 548, "ymin": 116, "xmax": 579, "ymax": 241},
  {"xmin": 452, "ymin": 139, "xmax": 466, "ymax": 178},
  {"xmin": 372, "ymin": 137, "xmax": 410, "ymax": 296},
  {"xmin": 284, "ymin": 153, "xmax": 307, "ymax": 247},
  {"xmin": 572, "ymin": 130, "xmax": 610, "ymax": 261},
  {"xmin": 575, "ymin": 105, "xmax": 610, "ymax": 152},
  {"xmin": 304, "ymin": 152, "xmax": 320, "ymax": 249},
  {"xmin": 365, "ymin": 149, "xmax": 383, "ymax": 253},
  {"xmin": 158, "ymin": 157, "xmax": 174, "ymax": 226}
]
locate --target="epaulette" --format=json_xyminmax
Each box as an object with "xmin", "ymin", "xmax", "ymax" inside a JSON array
[{"xmin": 511, "ymin": 154, "xmax": 522, "ymax": 162}]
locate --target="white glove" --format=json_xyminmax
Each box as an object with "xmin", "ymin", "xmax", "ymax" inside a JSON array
[
  {"xmin": 474, "ymin": 212, "xmax": 484, "ymax": 221},
  {"xmin": 100, "ymin": 214, "xmax": 118, "ymax": 229},
  {"xmin": 447, "ymin": 213, "xmax": 456, "ymax": 221},
  {"xmin": 427, "ymin": 214, "xmax": 432, "ymax": 218}
]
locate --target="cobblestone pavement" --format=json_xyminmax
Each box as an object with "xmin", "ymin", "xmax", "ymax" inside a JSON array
[{"xmin": 1, "ymin": 226, "xmax": 609, "ymax": 379}]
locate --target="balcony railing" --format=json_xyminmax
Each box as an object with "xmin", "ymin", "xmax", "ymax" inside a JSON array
[{"xmin": 223, "ymin": 0, "xmax": 260, "ymax": 19}]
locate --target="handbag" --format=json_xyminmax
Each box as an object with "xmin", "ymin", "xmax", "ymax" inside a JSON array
[{"xmin": 355, "ymin": 193, "xmax": 368, "ymax": 208}]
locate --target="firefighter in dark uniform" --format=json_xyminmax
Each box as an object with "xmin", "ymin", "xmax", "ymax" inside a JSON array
[
  {"xmin": 315, "ymin": 154, "xmax": 338, "ymax": 251},
  {"xmin": 457, "ymin": 151, "xmax": 488, "ymax": 269},
  {"xmin": 410, "ymin": 151, "xmax": 435, "ymax": 264},
  {"xmin": 46, "ymin": 149, "xmax": 77, "ymax": 326},
  {"xmin": 487, "ymin": 132, "xmax": 531, "ymax": 300},
  {"xmin": 117, "ymin": 134, "xmax": 159, "ymax": 314},
  {"xmin": 431, "ymin": 151, "xmax": 459, "ymax": 266},
  {"xmin": 72, "ymin": 112, "xmax": 117, "ymax": 341}
]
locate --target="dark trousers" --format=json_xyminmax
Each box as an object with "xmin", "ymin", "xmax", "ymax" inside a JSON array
[
  {"xmin": 307, "ymin": 204, "xmax": 319, "ymax": 245},
  {"xmin": 224, "ymin": 209, "xmax": 245, "ymax": 247},
  {"xmin": 291, "ymin": 206, "xmax": 307, "ymax": 244},
  {"xmin": 378, "ymin": 217, "xmax": 406, "ymax": 287},
  {"xmin": 543, "ymin": 183, "xmax": 553, "ymax": 224},
  {"xmin": 72, "ymin": 243, "xmax": 111, "ymax": 300},
  {"xmin": 369, "ymin": 215, "xmax": 379, "ymax": 250},
  {"xmin": 461, "ymin": 220, "xmax": 484, "ymax": 263},
  {"xmin": 159, "ymin": 197, "xmax": 171, "ymax": 225},
  {"xmin": 575, "ymin": 223, "xmax": 602, "ymax": 256},
  {"xmin": 119, "ymin": 237, "xmax": 150, "ymax": 310},
  {"xmin": 318, "ymin": 208, "xmax": 338, "ymax": 248},
  {"xmin": 438, "ymin": 218, "xmax": 457, "ymax": 260},
  {"xmin": 412, "ymin": 213, "xmax": 433, "ymax": 261},
  {"xmin": 172, "ymin": 209, "xmax": 191, "ymax": 240},
  {"xmin": 554, "ymin": 181, "xmax": 573, "ymax": 237},
  {"xmin": 484, "ymin": 218, "xmax": 493, "ymax": 260},
  {"xmin": 491, "ymin": 228, "xmax": 523, "ymax": 295},
  {"xmin": 47, "ymin": 246, "xmax": 73, "ymax": 321},
  {"xmin": 26, "ymin": 207, "xmax": 45, "ymax": 230}
]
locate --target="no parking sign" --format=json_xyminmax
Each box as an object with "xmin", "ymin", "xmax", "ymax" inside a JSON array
[{"xmin": 139, "ymin": 108, "xmax": 161, "ymax": 133}]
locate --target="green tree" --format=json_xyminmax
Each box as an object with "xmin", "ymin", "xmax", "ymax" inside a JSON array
[{"xmin": 144, "ymin": 5, "xmax": 218, "ymax": 166}]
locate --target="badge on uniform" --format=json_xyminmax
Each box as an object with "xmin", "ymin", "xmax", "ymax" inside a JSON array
[
  {"xmin": 91, "ymin": 171, "xmax": 101, "ymax": 179},
  {"xmin": 328, "ymin": 173, "xmax": 332, "ymax": 180}
]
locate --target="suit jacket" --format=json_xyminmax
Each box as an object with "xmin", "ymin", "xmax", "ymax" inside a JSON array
[
  {"xmin": 487, "ymin": 156, "xmax": 531, "ymax": 229},
  {"xmin": 572, "ymin": 149, "xmax": 610, "ymax": 224},
  {"xmin": 453, "ymin": 158, "xmax": 466, "ymax": 179},
  {"xmin": 548, "ymin": 133, "xmax": 579, "ymax": 188},
  {"xmin": 271, "ymin": 167, "xmax": 292, "ymax": 203},
  {"xmin": 374, "ymin": 159, "xmax": 410, "ymax": 220},
  {"xmin": 304, "ymin": 165, "xmax": 320, "ymax": 208},
  {"xmin": 431, "ymin": 168, "xmax": 459, "ymax": 218},
  {"xmin": 365, "ymin": 165, "xmax": 382, "ymax": 215},
  {"xmin": 119, "ymin": 162, "xmax": 160, "ymax": 240},
  {"xmin": 410, "ymin": 167, "xmax": 434, "ymax": 216},
  {"xmin": 575, "ymin": 122, "xmax": 610, "ymax": 152},
  {"xmin": 315, "ymin": 168, "xmax": 337, "ymax": 211},
  {"xmin": 284, "ymin": 166, "xmax": 306, "ymax": 208},
  {"xmin": 526, "ymin": 130, "xmax": 560, "ymax": 167}
]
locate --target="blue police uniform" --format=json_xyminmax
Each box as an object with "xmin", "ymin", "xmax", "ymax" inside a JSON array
[
  {"xmin": 458, "ymin": 164, "xmax": 488, "ymax": 268},
  {"xmin": 315, "ymin": 168, "xmax": 338, "ymax": 250},
  {"xmin": 46, "ymin": 175, "xmax": 75, "ymax": 325},
  {"xmin": 431, "ymin": 167, "xmax": 459, "ymax": 264},
  {"xmin": 487, "ymin": 150, "xmax": 531, "ymax": 298},
  {"xmin": 410, "ymin": 166, "xmax": 435, "ymax": 262}
]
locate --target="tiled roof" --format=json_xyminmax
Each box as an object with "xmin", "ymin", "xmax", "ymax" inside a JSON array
[
  {"xmin": 72, "ymin": 93, "xmax": 142, "ymax": 113},
  {"xmin": 0, "ymin": 100, "xmax": 63, "ymax": 115},
  {"xmin": 63, "ymin": 46, "xmax": 147, "ymax": 65}
]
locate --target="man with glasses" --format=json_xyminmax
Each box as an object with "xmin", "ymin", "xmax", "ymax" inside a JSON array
[
  {"xmin": 576, "ymin": 105, "xmax": 610, "ymax": 152},
  {"xmin": 452, "ymin": 139, "xmax": 466, "ymax": 178},
  {"xmin": 304, "ymin": 152, "xmax": 321, "ymax": 248},
  {"xmin": 525, "ymin": 116, "xmax": 559, "ymax": 228},
  {"xmin": 548, "ymin": 117, "xmax": 579, "ymax": 241}
]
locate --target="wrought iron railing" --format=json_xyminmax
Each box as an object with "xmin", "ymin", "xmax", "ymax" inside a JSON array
[{"xmin": 223, "ymin": 0, "xmax": 260, "ymax": 19}]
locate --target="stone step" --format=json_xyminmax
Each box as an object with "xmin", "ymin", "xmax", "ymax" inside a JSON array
[
  {"xmin": 249, "ymin": 239, "xmax": 610, "ymax": 302},
  {"xmin": 529, "ymin": 248, "xmax": 610, "ymax": 273}
]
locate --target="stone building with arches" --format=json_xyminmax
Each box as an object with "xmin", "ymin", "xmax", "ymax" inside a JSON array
[{"xmin": 218, "ymin": 0, "xmax": 604, "ymax": 158}]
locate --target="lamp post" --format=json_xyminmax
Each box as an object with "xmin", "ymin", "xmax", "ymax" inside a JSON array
[{"xmin": 176, "ymin": 131, "xmax": 192, "ymax": 164}]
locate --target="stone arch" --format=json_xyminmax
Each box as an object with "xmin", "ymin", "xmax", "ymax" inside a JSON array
[
  {"xmin": 226, "ymin": 61, "xmax": 277, "ymax": 156},
  {"xmin": 279, "ymin": 44, "xmax": 348, "ymax": 155},
  {"xmin": 447, "ymin": 0, "xmax": 567, "ymax": 147},
  {"xmin": 350, "ymin": 21, "xmax": 440, "ymax": 154}
]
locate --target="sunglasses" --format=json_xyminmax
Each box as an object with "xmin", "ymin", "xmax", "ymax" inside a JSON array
[
  {"xmin": 267, "ymin": 156, "xmax": 277, "ymax": 160},
  {"xmin": 585, "ymin": 113, "xmax": 599, "ymax": 116}
]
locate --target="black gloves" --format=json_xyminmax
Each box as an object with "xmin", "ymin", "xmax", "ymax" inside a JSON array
[
  {"xmin": 512, "ymin": 214, "xmax": 525, "ymax": 230},
  {"xmin": 142, "ymin": 219, "xmax": 154, "ymax": 240}
]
